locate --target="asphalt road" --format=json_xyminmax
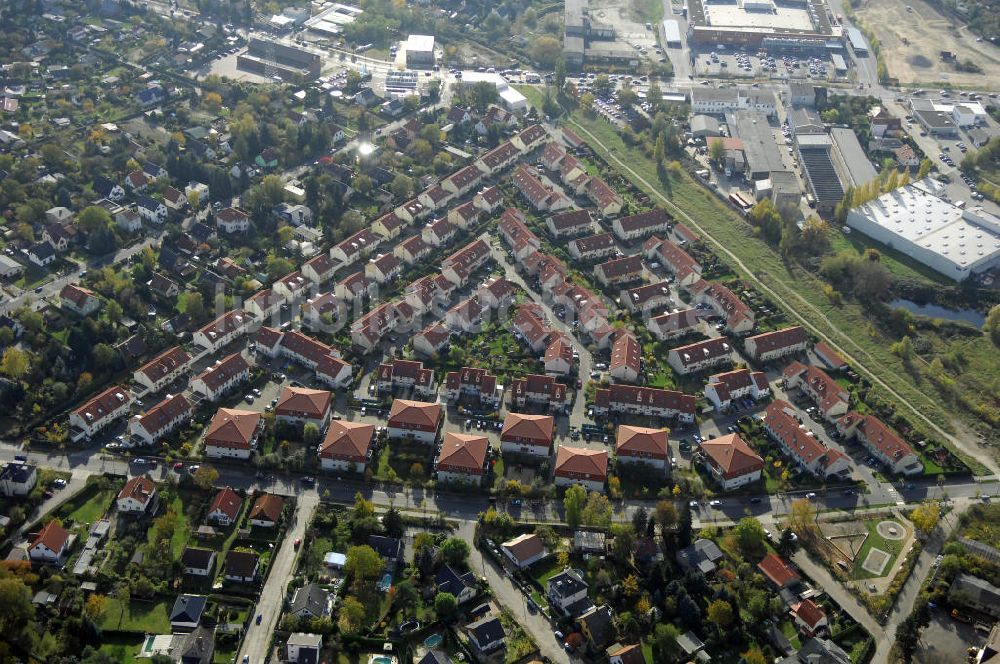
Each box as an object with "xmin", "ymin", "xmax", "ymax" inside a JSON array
[
  {"xmin": 460, "ymin": 521, "xmax": 572, "ymax": 663},
  {"xmin": 237, "ymin": 493, "xmax": 319, "ymax": 664}
]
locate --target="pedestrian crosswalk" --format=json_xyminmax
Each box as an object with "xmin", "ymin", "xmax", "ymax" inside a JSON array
[{"xmin": 884, "ymin": 483, "xmax": 905, "ymax": 506}]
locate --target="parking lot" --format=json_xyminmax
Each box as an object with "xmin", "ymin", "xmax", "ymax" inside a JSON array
[{"xmin": 691, "ymin": 49, "xmax": 843, "ymax": 82}]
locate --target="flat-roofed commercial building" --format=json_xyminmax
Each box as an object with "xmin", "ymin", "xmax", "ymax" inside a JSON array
[
  {"xmin": 404, "ymin": 34, "xmax": 435, "ymax": 68},
  {"xmin": 237, "ymin": 38, "xmax": 322, "ymax": 80},
  {"xmin": 687, "ymin": 0, "xmax": 835, "ymax": 47},
  {"xmin": 846, "ymin": 179, "xmax": 1000, "ymax": 281}
]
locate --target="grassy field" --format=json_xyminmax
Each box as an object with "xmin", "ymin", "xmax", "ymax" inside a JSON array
[
  {"xmin": 98, "ymin": 597, "xmax": 173, "ymax": 633},
  {"xmin": 57, "ymin": 478, "xmax": 121, "ymax": 528},
  {"xmin": 97, "ymin": 633, "xmax": 144, "ymax": 663},
  {"xmin": 851, "ymin": 519, "xmax": 907, "ymax": 580},
  {"xmin": 375, "ymin": 441, "xmax": 436, "ymax": 483},
  {"xmin": 561, "ymin": 110, "xmax": 998, "ymax": 470},
  {"xmin": 780, "ymin": 619, "xmax": 803, "ymax": 650},
  {"xmin": 153, "ymin": 491, "xmax": 193, "ymax": 559}
]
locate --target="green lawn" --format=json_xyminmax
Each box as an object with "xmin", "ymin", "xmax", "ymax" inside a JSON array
[
  {"xmin": 851, "ymin": 519, "xmax": 907, "ymax": 580},
  {"xmin": 530, "ymin": 558, "xmax": 564, "ymax": 591},
  {"xmin": 561, "ymin": 110, "xmax": 989, "ymax": 469},
  {"xmin": 57, "ymin": 479, "xmax": 121, "ymax": 528},
  {"xmin": 374, "ymin": 441, "xmax": 435, "ymax": 483},
  {"xmin": 780, "ymin": 619, "xmax": 803, "ymax": 650},
  {"xmin": 157, "ymin": 491, "xmax": 193, "ymax": 558},
  {"xmin": 98, "ymin": 597, "xmax": 173, "ymax": 633},
  {"xmin": 97, "ymin": 633, "xmax": 145, "ymax": 663}
]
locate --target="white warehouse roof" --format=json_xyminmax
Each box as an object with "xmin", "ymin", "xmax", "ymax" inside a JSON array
[
  {"xmin": 847, "ymin": 178, "xmax": 1000, "ymax": 280},
  {"xmin": 662, "ymin": 19, "xmax": 681, "ymax": 43},
  {"xmin": 405, "ymin": 34, "xmax": 435, "ymax": 53}
]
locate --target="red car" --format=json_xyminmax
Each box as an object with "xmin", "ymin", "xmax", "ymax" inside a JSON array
[{"xmin": 172, "ymin": 462, "xmax": 185, "ymax": 471}]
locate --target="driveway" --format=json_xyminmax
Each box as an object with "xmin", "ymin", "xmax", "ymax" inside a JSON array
[{"xmin": 237, "ymin": 493, "xmax": 319, "ymax": 664}]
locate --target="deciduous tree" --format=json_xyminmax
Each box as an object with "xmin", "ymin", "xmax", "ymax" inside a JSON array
[
  {"xmin": 192, "ymin": 464, "xmax": 219, "ymax": 490},
  {"xmin": 563, "ymin": 484, "xmax": 586, "ymax": 527},
  {"xmin": 338, "ymin": 595, "xmax": 365, "ymax": 633}
]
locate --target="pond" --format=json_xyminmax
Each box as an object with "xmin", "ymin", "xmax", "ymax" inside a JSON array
[{"xmin": 889, "ymin": 299, "xmax": 986, "ymax": 327}]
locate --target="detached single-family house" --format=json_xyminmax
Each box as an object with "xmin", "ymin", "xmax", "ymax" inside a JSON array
[
  {"xmin": 501, "ymin": 533, "xmax": 547, "ymax": 569},
  {"xmin": 248, "ymin": 494, "xmax": 284, "ymax": 528},
  {"xmin": 224, "ymin": 550, "xmax": 260, "ymax": 584},
  {"xmin": 0, "ymin": 462, "xmax": 37, "ymax": 497},
  {"xmin": 116, "ymin": 475, "xmax": 157, "ymax": 514},
  {"xmin": 289, "ymin": 583, "xmax": 332, "ymax": 619},
  {"xmin": 434, "ymin": 564, "xmax": 478, "ymax": 604},
  {"xmin": 170, "ymin": 594, "xmax": 208, "ymax": 630},
  {"xmin": 181, "ymin": 548, "xmax": 216, "ymax": 577},
  {"xmin": 206, "ymin": 487, "xmax": 243, "ymax": 527},
  {"xmin": 60, "ymin": 284, "xmax": 101, "ymax": 316},
  {"xmin": 29, "ymin": 521, "xmax": 72, "ymax": 563},
  {"xmin": 467, "ymin": 616, "xmax": 506, "ymax": 654}
]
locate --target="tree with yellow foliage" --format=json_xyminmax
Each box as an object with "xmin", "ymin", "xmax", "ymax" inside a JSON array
[
  {"xmin": 910, "ymin": 502, "xmax": 940, "ymax": 537},
  {"xmin": 84, "ymin": 594, "xmax": 107, "ymax": 619},
  {"xmin": 202, "ymin": 91, "xmax": 223, "ymax": 110}
]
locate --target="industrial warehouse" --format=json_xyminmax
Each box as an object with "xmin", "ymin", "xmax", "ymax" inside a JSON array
[
  {"xmin": 686, "ymin": 0, "xmax": 838, "ymax": 49},
  {"xmin": 847, "ymin": 179, "xmax": 1000, "ymax": 281}
]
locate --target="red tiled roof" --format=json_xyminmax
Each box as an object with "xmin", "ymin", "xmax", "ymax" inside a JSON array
[
  {"xmin": 72, "ymin": 385, "xmax": 131, "ymax": 421},
  {"xmin": 388, "ymin": 399, "xmax": 442, "ymax": 431},
  {"xmin": 596, "ymin": 254, "xmax": 644, "ymax": 280},
  {"xmin": 320, "ymin": 420, "xmax": 375, "ymax": 461},
  {"xmin": 136, "ymin": 346, "xmax": 190, "ymax": 383},
  {"xmin": 837, "ymin": 412, "xmax": 914, "ymax": 462},
  {"xmin": 549, "ymin": 209, "xmax": 592, "ymax": 232},
  {"xmin": 650, "ymin": 308, "xmax": 702, "ymax": 335},
  {"xmin": 617, "ymin": 209, "xmax": 671, "ymax": 232},
  {"xmin": 610, "ymin": 331, "xmax": 641, "ymax": 374},
  {"xmin": 814, "ymin": 342, "xmax": 847, "ymax": 369},
  {"xmin": 500, "ymin": 413, "xmax": 554, "ymax": 445},
  {"xmin": 570, "ymin": 232, "xmax": 616, "ymax": 255},
  {"xmin": 670, "ymin": 337, "xmax": 733, "ymax": 370},
  {"xmin": 33, "ymin": 520, "xmax": 69, "ymax": 553},
  {"xmin": 595, "ymin": 384, "xmax": 696, "ymax": 416},
  {"xmin": 194, "ymin": 353, "xmax": 249, "ymax": 392},
  {"xmin": 554, "ymin": 446, "xmax": 608, "ymax": 480},
  {"xmin": 746, "ymin": 326, "xmax": 807, "ymax": 357},
  {"xmin": 209, "ymin": 486, "xmax": 243, "ymax": 521},
  {"xmin": 615, "ymin": 425, "xmax": 668, "ymax": 459},
  {"xmin": 276, "ymin": 386, "xmax": 332, "ymax": 420},
  {"xmin": 249, "ymin": 494, "xmax": 284, "ymax": 523},
  {"xmin": 502, "ymin": 533, "xmax": 545, "ymax": 563},
  {"xmin": 436, "ymin": 432, "xmax": 489, "ymax": 474},
  {"xmin": 136, "ymin": 393, "xmax": 191, "ymax": 434},
  {"xmin": 586, "ymin": 176, "xmax": 621, "ymax": 209},
  {"xmin": 196, "ymin": 310, "xmax": 246, "ymax": 341},
  {"xmin": 792, "ymin": 599, "xmax": 826, "ymax": 629},
  {"xmin": 60, "ymin": 283, "xmax": 98, "ymax": 309},
  {"xmin": 205, "ymin": 408, "xmax": 261, "ymax": 449},
  {"xmin": 511, "ymin": 373, "xmax": 567, "ymax": 404},
  {"xmin": 701, "ymin": 433, "xmax": 764, "ymax": 478},
  {"xmin": 118, "ymin": 475, "xmax": 156, "ymax": 505},
  {"xmin": 758, "ymin": 552, "xmax": 800, "ymax": 587}
]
